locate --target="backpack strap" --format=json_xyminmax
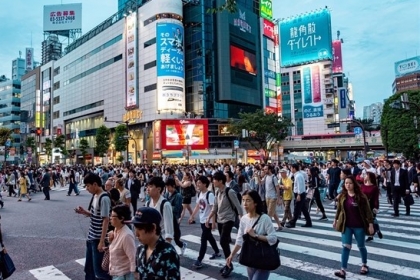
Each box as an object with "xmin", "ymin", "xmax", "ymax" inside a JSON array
[
  {"xmin": 159, "ymin": 199, "xmax": 168, "ymax": 216},
  {"xmin": 206, "ymin": 191, "xmax": 212, "ymax": 204},
  {"xmin": 88, "ymin": 192, "xmax": 109, "ymax": 212},
  {"xmin": 224, "ymin": 187, "xmax": 238, "ymax": 216}
]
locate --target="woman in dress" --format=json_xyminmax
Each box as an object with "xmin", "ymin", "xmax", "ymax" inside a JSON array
[
  {"xmin": 333, "ymin": 175, "xmax": 374, "ymax": 279},
  {"xmin": 108, "ymin": 204, "xmax": 136, "ymax": 280},
  {"xmin": 361, "ymin": 172, "xmax": 382, "ymax": 242},
  {"xmin": 226, "ymin": 190, "xmax": 277, "ymax": 280},
  {"xmin": 175, "ymin": 172, "xmax": 194, "ymax": 224},
  {"xmin": 18, "ymin": 171, "xmax": 31, "ymax": 202}
]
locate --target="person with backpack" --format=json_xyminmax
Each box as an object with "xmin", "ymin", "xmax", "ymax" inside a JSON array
[
  {"xmin": 164, "ymin": 178, "xmax": 187, "ymax": 254},
  {"xmin": 146, "ymin": 177, "xmax": 187, "ymax": 256},
  {"xmin": 189, "ymin": 176, "xmax": 221, "ymax": 268},
  {"xmin": 206, "ymin": 171, "xmax": 243, "ymax": 278},
  {"xmin": 74, "ymin": 172, "xmax": 112, "ymax": 280}
]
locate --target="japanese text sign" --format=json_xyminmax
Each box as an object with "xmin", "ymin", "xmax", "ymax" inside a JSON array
[
  {"xmin": 156, "ymin": 22, "xmax": 185, "ymax": 78},
  {"xmin": 260, "ymin": 0, "xmax": 273, "ymax": 20},
  {"xmin": 43, "ymin": 3, "xmax": 82, "ymax": 32}
]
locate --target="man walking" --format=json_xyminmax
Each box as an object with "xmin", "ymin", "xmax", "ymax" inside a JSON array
[
  {"xmin": 390, "ymin": 160, "xmax": 410, "ymax": 216},
  {"xmin": 125, "ymin": 170, "xmax": 141, "ymax": 213},
  {"xmin": 286, "ymin": 164, "xmax": 312, "ymax": 228},
  {"xmin": 40, "ymin": 168, "xmax": 51, "ymax": 200},
  {"xmin": 327, "ymin": 159, "xmax": 341, "ymax": 200}
]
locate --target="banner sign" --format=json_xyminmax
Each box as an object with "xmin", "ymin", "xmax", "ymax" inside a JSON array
[
  {"xmin": 43, "ymin": 3, "xmax": 82, "ymax": 32},
  {"xmin": 125, "ymin": 13, "xmax": 138, "ymax": 109}
]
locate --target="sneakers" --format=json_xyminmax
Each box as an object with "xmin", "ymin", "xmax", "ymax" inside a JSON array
[
  {"xmin": 319, "ymin": 216, "xmax": 328, "ymax": 221},
  {"xmin": 209, "ymin": 252, "xmax": 221, "ymax": 260},
  {"xmin": 193, "ymin": 259, "xmax": 203, "ymax": 268},
  {"xmin": 181, "ymin": 242, "xmax": 187, "ymax": 256}
]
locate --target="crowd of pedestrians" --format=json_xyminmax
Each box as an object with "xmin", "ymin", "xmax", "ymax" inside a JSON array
[{"xmin": 1, "ymin": 156, "xmax": 419, "ymax": 279}]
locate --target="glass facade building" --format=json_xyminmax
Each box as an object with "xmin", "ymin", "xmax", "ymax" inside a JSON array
[{"xmin": 0, "ymin": 79, "xmax": 21, "ymax": 151}]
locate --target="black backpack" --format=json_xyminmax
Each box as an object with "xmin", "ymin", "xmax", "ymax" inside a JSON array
[{"xmin": 146, "ymin": 199, "xmax": 177, "ymax": 229}]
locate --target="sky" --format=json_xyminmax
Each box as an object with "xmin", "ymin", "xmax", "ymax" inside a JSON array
[{"xmin": 0, "ymin": 0, "xmax": 419, "ymax": 117}]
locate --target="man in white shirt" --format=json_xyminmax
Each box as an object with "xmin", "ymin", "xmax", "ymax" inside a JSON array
[
  {"xmin": 285, "ymin": 164, "xmax": 312, "ymax": 228},
  {"xmin": 189, "ymin": 176, "xmax": 221, "ymax": 268}
]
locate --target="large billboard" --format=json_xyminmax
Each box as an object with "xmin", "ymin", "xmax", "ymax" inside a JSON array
[
  {"xmin": 43, "ymin": 3, "xmax": 82, "ymax": 32},
  {"xmin": 156, "ymin": 22, "xmax": 185, "ymax": 111},
  {"xmin": 302, "ymin": 64, "xmax": 324, "ymax": 118},
  {"xmin": 159, "ymin": 119, "xmax": 208, "ymax": 150},
  {"xmin": 263, "ymin": 19, "xmax": 275, "ymax": 40},
  {"xmin": 332, "ymin": 40, "xmax": 343, "ymax": 73},
  {"xmin": 260, "ymin": 0, "xmax": 273, "ymax": 20},
  {"xmin": 125, "ymin": 13, "xmax": 138, "ymax": 109},
  {"xmin": 230, "ymin": 45, "xmax": 257, "ymax": 75},
  {"xmin": 394, "ymin": 56, "xmax": 420, "ymax": 77},
  {"xmin": 25, "ymin": 48, "xmax": 34, "ymax": 71},
  {"xmin": 280, "ymin": 9, "xmax": 333, "ymax": 67}
]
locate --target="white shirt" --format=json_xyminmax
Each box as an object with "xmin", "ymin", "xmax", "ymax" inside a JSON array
[
  {"xmin": 147, "ymin": 196, "xmax": 174, "ymax": 240},
  {"xmin": 293, "ymin": 172, "xmax": 306, "ymax": 194},
  {"xmin": 197, "ymin": 191, "xmax": 214, "ymax": 223},
  {"xmin": 235, "ymin": 214, "xmax": 277, "ymax": 247},
  {"xmin": 395, "ymin": 168, "xmax": 400, "ymax": 186}
]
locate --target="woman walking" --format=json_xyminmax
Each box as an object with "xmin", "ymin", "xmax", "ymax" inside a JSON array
[
  {"xmin": 226, "ymin": 190, "xmax": 277, "ymax": 280},
  {"xmin": 67, "ymin": 169, "xmax": 79, "ymax": 196},
  {"xmin": 107, "ymin": 204, "xmax": 136, "ymax": 279},
  {"xmin": 18, "ymin": 171, "xmax": 31, "ymax": 202},
  {"xmin": 175, "ymin": 172, "xmax": 194, "ymax": 224},
  {"xmin": 333, "ymin": 175, "xmax": 374, "ymax": 279},
  {"xmin": 361, "ymin": 172, "xmax": 382, "ymax": 242}
]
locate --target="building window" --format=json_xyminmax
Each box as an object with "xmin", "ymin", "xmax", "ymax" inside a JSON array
[
  {"xmin": 53, "ymin": 96, "xmax": 60, "ymax": 105},
  {"xmin": 63, "ymin": 100, "xmax": 104, "ymax": 116},
  {"xmin": 53, "ymin": 111, "xmax": 60, "ymax": 119},
  {"xmin": 144, "ymin": 37, "xmax": 156, "ymax": 48},
  {"xmin": 53, "ymin": 81, "xmax": 60, "ymax": 90},
  {"xmin": 144, "ymin": 83, "xmax": 157, "ymax": 92},
  {"xmin": 53, "ymin": 67, "xmax": 60, "ymax": 76},
  {"xmin": 144, "ymin": 60, "xmax": 156, "ymax": 70}
]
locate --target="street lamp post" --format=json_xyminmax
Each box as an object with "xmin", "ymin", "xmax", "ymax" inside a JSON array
[
  {"xmin": 340, "ymin": 118, "xmax": 368, "ymax": 158},
  {"xmin": 185, "ymin": 134, "xmax": 190, "ymax": 165}
]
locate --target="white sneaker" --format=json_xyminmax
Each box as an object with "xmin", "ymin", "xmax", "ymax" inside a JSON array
[{"xmin": 181, "ymin": 242, "xmax": 187, "ymax": 256}]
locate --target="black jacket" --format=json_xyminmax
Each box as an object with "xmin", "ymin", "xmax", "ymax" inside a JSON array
[
  {"xmin": 125, "ymin": 177, "xmax": 141, "ymax": 196},
  {"xmin": 40, "ymin": 172, "xmax": 51, "ymax": 188},
  {"xmin": 390, "ymin": 168, "xmax": 410, "ymax": 195}
]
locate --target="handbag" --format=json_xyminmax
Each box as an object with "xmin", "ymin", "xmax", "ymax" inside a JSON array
[
  {"xmin": 0, "ymin": 249, "xmax": 16, "ymax": 279},
  {"xmin": 101, "ymin": 247, "xmax": 110, "ymax": 272},
  {"xmin": 239, "ymin": 214, "xmax": 281, "ymax": 270},
  {"xmin": 403, "ymin": 194, "xmax": 414, "ymax": 206}
]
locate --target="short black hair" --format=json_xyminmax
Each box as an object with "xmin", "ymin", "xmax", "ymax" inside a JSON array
[
  {"xmin": 291, "ymin": 164, "xmax": 300, "ymax": 171},
  {"xmin": 112, "ymin": 204, "xmax": 132, "ymax": 221},
  {"xmin": 213, "ymin": 171, "xmax": 226, "ymax": 184},
  {"xmin": 147, "ymin": 176, "xmax": 165, "ymax": 194},
  {"xmin": 225, "ymin": 170, "xmax": 234, "ymax": 180},
  {"xmin": 109, "ymin": 188, "xmax": 120, "ymax": 202},
  {"xmin": 197, "ymin": 176, "xmax": 210, "ymax": 188},
  {"xmin": 83, "ymin": 172, "xmax": 102, "ymax": 187},
  {"xmin": 165, "ymin": 178, "xmax": 176, "ymax": 187}
]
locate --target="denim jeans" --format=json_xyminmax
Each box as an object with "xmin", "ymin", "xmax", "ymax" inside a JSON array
[
  {"xmin": 247, "ymin": 267, "xmax": 270, "ymax": 280},
  {"xmin": 112, "ymin": 273, "xmax": 134, "ymax": 280},
  {"xmin": 341, "ymin": 227, "xmax": 367, "ymax": 269},
  {"xmin": 85, "ymin": 239, "xmax": 112, "ymax": 280}
]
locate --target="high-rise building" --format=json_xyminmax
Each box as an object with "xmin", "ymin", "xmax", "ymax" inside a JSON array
[
  {"xmin": 362, "ymin": 102, "xmax": 383, "ymax": 124},
  {"xmin": 393, "ymin": 56, "xmax": 420, "ymax": 94},
  {"xmin": 41, "ymin": 35, "xmax": 62, "ymax": 65},
  {"xmin": 12, "ymin": 58, "xmax": 26, "ymax": 80}
]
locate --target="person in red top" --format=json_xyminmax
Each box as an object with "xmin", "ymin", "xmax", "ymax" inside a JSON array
[{"xmin": 361, "ymin": 172, "xmax": 382, "ymax": 242}]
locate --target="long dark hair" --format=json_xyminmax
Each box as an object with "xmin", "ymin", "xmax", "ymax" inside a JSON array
[
  {"xmin": 242, "ymin": 190, "xmax": 263, "ymax": 215},
  {"xmin": 341, "ymin": 175, "xmax": 364, "ymax": 202},
  {"xmin": 365, "ymin": 172, "xmax": 377, "ymax": 186}
]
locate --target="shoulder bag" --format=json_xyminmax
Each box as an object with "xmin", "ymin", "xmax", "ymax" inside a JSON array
[
  {"xmin": 0, "ymin": 249, "xmax": 16, "ymax": 279},
  {"xmin": 101, "ymin": 247, "xmax": 109, "ymax": 272},
  {"xmin": 239, "ymin": 214, "xmax": 281, "ymax": 270}
]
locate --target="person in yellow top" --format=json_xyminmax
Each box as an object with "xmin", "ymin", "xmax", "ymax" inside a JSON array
[
  {"xmin": 18, "ymin": 171, "xmax": 31, "ymax": 202},
  {"xmin": 279, "ymin": 169, "xmax": 292, "ymax": 226}
]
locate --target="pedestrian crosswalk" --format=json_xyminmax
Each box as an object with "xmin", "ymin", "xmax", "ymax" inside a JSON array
[{"xmin": 24, "ymin": 197, "xmax": 420, "ymax": 280}]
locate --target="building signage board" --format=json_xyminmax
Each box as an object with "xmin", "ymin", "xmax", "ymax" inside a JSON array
[
  {"xmin": 156, "ymin": 22, "xmax": 185, "ymax": 112},
  {"xmin": 260, "ymin": 0, "xmax": 273, "ymax": 20},
  {"xmin": 25, "ymin": 48, "xmax": 34, "ymax": 71},
  {"xmin": 159, "ymin": 119, "xmax": 208, "ymax": 150},
  {"xmin": 280, "ymin": 9, "xmax": 333, "ymax": 67},
  {"xmin": 332, "ymin": 40, "xmax": 343, "ymax": 73},
  {"xmin": 394, "ymin": 56, "xmax": 420, "ymax": 77},
  {"xmin": 234, "ymin": 10, "xmax": 252, "ymax": 33},
  {"xmin": 153, "ymin": 120, "xmax": 161, "ymax": 150},
  {"xmin": 340, "ymin": 89, "xmax": 347, "ymax": 109},
  {"xmin": 125, "ymin": 13, "xmax": 138, "ymax": 109},
  {"xmin": 302, "ymin": 64, "xmax": 324, "ymax": 118},
  {"xmin": 43, "ymin": 3, "xmax": 82, "ymax": 32},
  {"xmin": 263, "ymin": 19, "xmax": 275, "ymax": 40}
]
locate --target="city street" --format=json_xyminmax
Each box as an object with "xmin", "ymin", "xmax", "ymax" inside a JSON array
[{"xmin": 2, "ymin": 186, "xmax": 420, "ymax": 280}]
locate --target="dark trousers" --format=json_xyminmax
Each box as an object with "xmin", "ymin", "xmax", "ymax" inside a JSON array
[
  {"xmin": 386, "ymin": 183, "xmax": 393, "ymax": 204},
  {"xmin": 290, "ymin": 193, "xmax": 312, "ymax": 225},
  {"xmin": 173, "ymin": 217, "xmax": 183, "ymax": 248},
  {"xmin": 392, "ymin": 188, "xmax": 410, "ymax": 215},
  {"xmin": 313, "ymin": 188, "xmax": 326, "ymax": 215},
  {"xmin": 198, "ymin": 223, "xmax": 219, "ymax": 262},
  {"xmin": 85, "ymin": 240, "xmax": 111, "ymax": 280},
  {"xmin": 217, "ymin": 221, "xmax": 234, "ymax": 259},
  {"xmin": 130, "ymin": 192, "xmax": 138, "ymax": 213},
  {"xmin": 328, "ymin": 184, "xmax": 338, "ymax": 199},
  {"xmin": 7, "ymin": 185, "xmax": 16, "ymax": 196},
  {"xmin": 43, "ymin": 186, "xmax": 50, "ymax": 200}
]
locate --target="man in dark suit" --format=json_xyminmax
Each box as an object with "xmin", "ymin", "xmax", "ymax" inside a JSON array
[
  {"xmin": 346, "ymin": 161, "xmax": 361, "ymax": 177},
  {"xmin": 390, "ymin": 160, "xmax": 410, "ymax": 216},
  {"xmin": 125, "ymin": 170, "xmax": 141, "ymax": 212},
  {"xmin": 40, "ymin": 168, "xmax": 51, "ymax": 200}
]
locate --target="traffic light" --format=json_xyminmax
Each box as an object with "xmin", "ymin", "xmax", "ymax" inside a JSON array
[{"xmin": 36, "ymin": 127, "xmax": 41, "ymax": 136}]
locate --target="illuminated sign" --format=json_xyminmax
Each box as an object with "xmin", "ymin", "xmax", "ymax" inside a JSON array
[
  {"xmin": 260, "ymin": 0, "xmax": 273, "ymax": 20},
  {"xmin": 26, "ymin": 48, "xmax": 34, "ymax": 71},
  {"xmin": 394, "ymin": 56, "xmax": 420, "ymax": 77},
  {"xmin": 160, "ymin": 119, "xmax": 208, "ymax": 150},
  {"xmin": 263, "ymin": 19, "xmax": 275, "ymax": 40},
  {"xmin": 125, "ymin": 13, "xmax": 138, "ymax": 109},
  {"xmin": 153, "ymin": 120, "xmax": 161, "ymax": 150},
  {"xmin": 234, "ymin": 10, "xmax": 252, "ymax": 33},
  {"xmin": 280, "ymin": 9, "xmax": 333, "ymax": 67},
  {"xmin": 302, "ymin": 65, "xmax": 323, "ymax": 119},
  {"xmin": 230, "ymin": 45, "xmax": 257, "ymax": 75},
  {"xmin": 332, "ymin": 40, "xmax": 343, "ymax": 73}
]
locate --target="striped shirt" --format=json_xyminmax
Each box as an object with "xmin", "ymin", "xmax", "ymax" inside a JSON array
[{"xmin": 88, "ymin": 192, "xmax": 111, "ymax": 241}]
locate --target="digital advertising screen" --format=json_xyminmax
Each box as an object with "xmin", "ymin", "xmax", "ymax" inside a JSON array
[
  {"xmin": 230, "ymin": 45, "xmax": 257, "ymax": 75},
  {"xmin": 160, "ymin": 119, "xmax": 208, "ymax": 150}
]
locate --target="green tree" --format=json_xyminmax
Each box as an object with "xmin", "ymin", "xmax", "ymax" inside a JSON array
[
  {"xmin": 208, "ymin": 0, "xmax": 237, "ymax": 13},
  {"xmin": 95, "ymin": 125, "xmax": 111, "ymax": 159},
  {"xmin": 116, "ymin": 155, "xmax": 125, "ymax": 164},
  {"xmin": 26, "ymin": 136, "xmax": 37, "ymax": 164},
  {"xmin": 79, "ymin": 139, "xmax": 90, "ymax": 164},
  {"xmin": 0, "ymin": 128, "xmax": 12, "ymax": 145},
  {"xmin": 44, "ymin": 138, "xmax": 53, "ymax": 162},
  {"xmin": 53, "ymin": 134, "xmax": 68, "ymax": 160},
  {"xmin": 113, "ymin": 124, "xmax": 128, "ymax": 154},
  {"xmin": 381, "ymin": 90, "xmax": 420, "ymax": 159},
  {"xmin": 230, "ymin": 109, "xmax": 293, "ymax": 163}
]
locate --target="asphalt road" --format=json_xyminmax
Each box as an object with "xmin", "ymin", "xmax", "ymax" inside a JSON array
[{"xmin": 2, "ymin": 185, "xmax": 420, "ymax": 280}]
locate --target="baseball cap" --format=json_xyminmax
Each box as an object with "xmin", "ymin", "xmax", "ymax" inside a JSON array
[
  {"xmin": 363, "ymin": 160, "xmax": 371, "ymax": 166},
  {"xmin": 280, "ymin": 169, "xmax": 288, "ymax": 173},
  {"xmin": 128, "ymin": 207, "xmax": 161, "ymax": 226}
]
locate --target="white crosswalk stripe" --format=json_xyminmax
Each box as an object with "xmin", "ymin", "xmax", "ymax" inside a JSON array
[{"xmin": 26, "ymin": 197, "xmax": 420, "ymax": 279}]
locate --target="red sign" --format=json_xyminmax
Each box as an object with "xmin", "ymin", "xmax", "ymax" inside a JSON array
[
  {"xmin": 265, "ymin": 107, "xmax": 277, "ymax": 115},
  {"xmin": 332, "ymin": 40, "xmax": 343, "ymax": 73},
  {"xmin": 153, "ymin": 121, "xmax": 161, "ymax": 150},
  {"xmin": 277, "ymin": 92, "xmax": 282, "ymax": 114},
  {"xmin": 160, "ymin": 119, "xmax": 209, "ymax": 150},
  {"xmin": 263, "ymin": 19, "xmax": 275, "ymax": 41},
  {"xmin": 57, "ymin": 127, "xmax": 62, "ymax": 135}
]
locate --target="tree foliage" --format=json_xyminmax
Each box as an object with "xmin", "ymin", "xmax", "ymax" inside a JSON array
[
  {"xmin": 54, "ymin": 135, "xmax": 68, "ymax": 158},
  {"xmin": 79, "ymin": 139, "xmax": 90, "ymax": 163},
  {"xmin": 381, "ymin": 90, "xmax": 420, "ymax": 159},
  {"xmin": 208, "ymin": 0, "xmax": 237, "ymax": 13},
  {"xmin": 25, "ymin": 136, "xmax": 36, "ymax": 152},
  {"xmin": 95, "ymin": 125, "xmax": 111, "ymax": 157},
  {"xmin": 45, "ymin": 138, "xmax": 53, "ymax": 162},
  {"xmin": 0, "ymin": 128, "xmax": 12, "ymax": 146},
  {"xmin": 113, "ymin": 124, "xmax": 128, "ymax": 152},
  {"xmin": 230, "ymin": 109, "xmax": 293, "ymax": 162}
]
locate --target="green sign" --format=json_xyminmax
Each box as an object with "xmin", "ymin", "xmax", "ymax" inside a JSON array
[{"xmin": 260, "ymin": 0, "xmax": 273, "ymax": 20}]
